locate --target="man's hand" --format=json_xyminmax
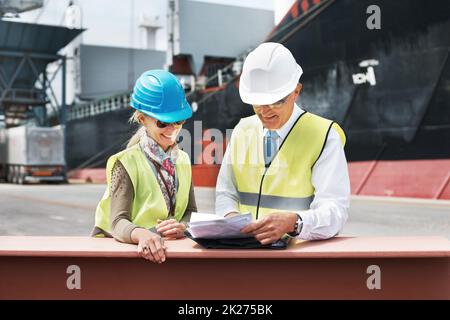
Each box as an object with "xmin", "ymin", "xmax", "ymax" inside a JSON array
[{"xmin": 241, "ymin": 212, "xmax": 298, "ymax": 245}]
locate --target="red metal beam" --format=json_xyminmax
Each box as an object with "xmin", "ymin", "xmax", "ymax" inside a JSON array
[{"xmin": 0, "ymin": 236, "xmax": 449, "ymax": 299}]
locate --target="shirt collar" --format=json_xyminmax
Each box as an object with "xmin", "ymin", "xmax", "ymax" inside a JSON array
[{"xmin": 263, "ymin": 103, "xmax": 304, "ymax": 140}]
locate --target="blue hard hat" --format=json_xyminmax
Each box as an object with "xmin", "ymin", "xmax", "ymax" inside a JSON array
[{"xmin": 130, "ymin": 69, "xmax": 192, "ymax": 123}]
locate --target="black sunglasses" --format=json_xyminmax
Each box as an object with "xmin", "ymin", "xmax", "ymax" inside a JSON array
[{"xmin": 156, "ymin": 119, "xmax": 186, "ymax": 128}]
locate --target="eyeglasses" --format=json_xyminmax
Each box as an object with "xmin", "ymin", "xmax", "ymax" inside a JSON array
[
  {"xmin": 253, "ymin": 94, "xmax": 290, "ymax": 109},
  {"xmin": 156, "ymin": 119, "xmax": 186, "ymax": 128}
]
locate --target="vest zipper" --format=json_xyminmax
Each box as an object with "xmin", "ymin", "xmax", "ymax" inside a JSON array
[
  {"xmin": 255, "ymin": 167, "xmax": 268, "ymax": 220},
  {"xmin": 255, "ymin": 112, "xmax": 307, "ymax": 219}
]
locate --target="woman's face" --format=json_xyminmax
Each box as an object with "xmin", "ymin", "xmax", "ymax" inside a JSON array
[{"xmin": 139, "ymin": 114, "xmax": 183, "ymax": 151}]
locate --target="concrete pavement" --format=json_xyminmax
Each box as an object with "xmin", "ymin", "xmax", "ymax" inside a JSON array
[{"xmin": 0, "ymin": 183, "xmax": 449, "ymax": 238}]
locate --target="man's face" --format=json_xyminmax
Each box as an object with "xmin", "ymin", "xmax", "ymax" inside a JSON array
[{"xmin": 253, "ymin": 83, "xmax": 302, "ymax": 130}]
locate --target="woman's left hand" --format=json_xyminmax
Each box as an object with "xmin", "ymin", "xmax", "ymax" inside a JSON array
[{"xmin": 156, "ymin": 219, "xmax": 187, "ymax": 239}]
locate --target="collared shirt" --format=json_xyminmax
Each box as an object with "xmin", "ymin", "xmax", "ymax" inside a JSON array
[{"xmin": 215, "ymin": 104, "xmax": 350, "ymax": 240}]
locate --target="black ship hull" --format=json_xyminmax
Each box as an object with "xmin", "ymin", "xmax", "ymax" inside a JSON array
[
  {"xmin": 66, "ymin": 0, "xmax": 450, "ymax": 199},
  {"xmin": 188, "ymin": 0, "xmax": 450, "ymax": 163}
]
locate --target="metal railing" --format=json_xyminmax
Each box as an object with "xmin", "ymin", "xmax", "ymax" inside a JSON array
[{"xmin": 68, "ymin": 93, "xmax": 131, "ymax": 121}]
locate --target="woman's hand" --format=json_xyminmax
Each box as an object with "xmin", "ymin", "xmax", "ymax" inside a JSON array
[
  {"xmin": 131, "ymin": 228, "xmax": 166, "ymax": 263},
  {"xmin": 224, "ymin": 211, "xmax": 240, "ymax": 218},
  {"xmin": 156, "ymin": 219, "xmax": 187, "ymax": 239}
]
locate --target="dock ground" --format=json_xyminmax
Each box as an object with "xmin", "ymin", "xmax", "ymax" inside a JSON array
[{"xmin": 1, "ymin": 183, "xmax": 449, "ymax": 238}]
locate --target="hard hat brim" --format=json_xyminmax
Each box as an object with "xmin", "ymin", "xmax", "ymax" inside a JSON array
[
  {"xmin": 239, "ymin": 64, "xmax": 302, "ymax": 106},
  {"xmin": 131, "ymin": 99, "xmax": 193, "ymax": 123}
]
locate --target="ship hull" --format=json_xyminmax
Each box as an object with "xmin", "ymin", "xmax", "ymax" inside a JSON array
[{"xmin": 66, "ymin": 0, "xmax": 450, "ymax": 199}]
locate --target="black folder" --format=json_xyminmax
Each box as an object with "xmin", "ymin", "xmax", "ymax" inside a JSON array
[{"xmin": 185, "ymin": 231, "xmax": 291, "ymax": 250}]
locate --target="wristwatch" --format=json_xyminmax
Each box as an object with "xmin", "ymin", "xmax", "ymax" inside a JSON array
[{"xmin": 287, "ymin": 214, "xmax": 303, "ymax": 237}]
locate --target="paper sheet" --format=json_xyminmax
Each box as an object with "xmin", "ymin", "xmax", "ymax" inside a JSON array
[{"xmin": 187, "ymin": 212, "xmax": 253, "ymax": 239}]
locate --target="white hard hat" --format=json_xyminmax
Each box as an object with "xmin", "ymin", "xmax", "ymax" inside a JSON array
[{"xmin": 239, "ymin": 42, "xmax": 303, "ymax": 105}]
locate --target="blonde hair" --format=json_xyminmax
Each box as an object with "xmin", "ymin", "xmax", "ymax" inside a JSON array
[{"xmin": 127, "ymin": 110, "xmax": 146, "ymax": 148}]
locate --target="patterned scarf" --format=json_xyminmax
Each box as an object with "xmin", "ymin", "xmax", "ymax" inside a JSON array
[{"xmin": 139, "ymin": 131, "xmax": 178, "ymax": 216}]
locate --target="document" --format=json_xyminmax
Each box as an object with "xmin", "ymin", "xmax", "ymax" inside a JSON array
[{"xmin": 187, "ymin": 212, "xmax": 253, "ymax": 239}]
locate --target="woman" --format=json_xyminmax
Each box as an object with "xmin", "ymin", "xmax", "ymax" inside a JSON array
[{"xmin": 92, "ymin": 69, "xmax": 197, "ymax": 264}]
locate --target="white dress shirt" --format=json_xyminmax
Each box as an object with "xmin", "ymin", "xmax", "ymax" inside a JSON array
[{"xmin": 215, "ymin": 104, "xmax": 350, "ymax": 240}]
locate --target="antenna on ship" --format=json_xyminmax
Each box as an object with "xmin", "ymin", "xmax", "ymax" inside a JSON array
[
  {"xmin": 166, "ymin": 0, "xmax": 177, "ymax": 71},
  {"xmin": 64, "ymin": 0, "xmax": 83, "ymax": 106}
]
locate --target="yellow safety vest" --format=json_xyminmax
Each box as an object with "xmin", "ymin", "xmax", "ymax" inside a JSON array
[
  {"xmin": 230, "ymin": 112, "xmax": 345, "ymax": 219},
  {"xmin": 94, "ymin": 144, "xmax": 192, "ymax": 235}
]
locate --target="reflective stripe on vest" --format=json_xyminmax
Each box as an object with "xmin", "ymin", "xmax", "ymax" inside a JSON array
[
  {"xmin": 94, "ymin": 144, "xmax": 191, "ymax": 234},
  {"xmin": 238, "ymin": 191, "xmax": 314, "ymax": 211},
  {"xmin": 230, "ymin": 111, "xmax": 345, "ymax": 219}
]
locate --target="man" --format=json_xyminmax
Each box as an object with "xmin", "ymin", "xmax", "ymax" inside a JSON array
[{"xmin": 215, "ymin": 42, "xmax": 350, "ymax": 245}]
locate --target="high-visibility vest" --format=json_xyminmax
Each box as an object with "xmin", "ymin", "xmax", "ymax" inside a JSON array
[
  {"xmin": 94, "ymin": 144, "xmax": 191, "ymax": 234},
  {"xmin": 229, "ymin": 112, "xmax": 346, "ymax": 219}
]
